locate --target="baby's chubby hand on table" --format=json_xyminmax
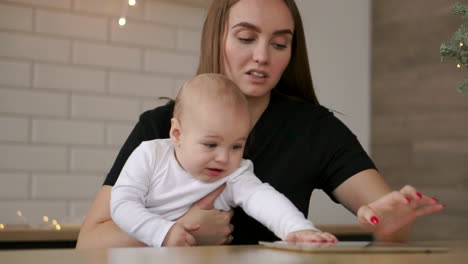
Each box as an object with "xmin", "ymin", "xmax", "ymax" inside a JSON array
[{"xmin": 285, "ymin": 229, "xmax": 338, "ymax": 244}]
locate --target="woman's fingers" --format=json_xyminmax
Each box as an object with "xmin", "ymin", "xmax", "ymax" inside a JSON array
[
  {"xmin": 185, "ymin": 233, "xmax": 197, "ymax": 246},
  {"xmin": 357, "ymin": 204, "xmax": 380, "ymax": 228},
  {"xmin": 224, "ymin": 235, "xmax": 234, "ymax": 244},
  {"xmin": 194, "ymin": 183, "xmax": 226, "ymax": 209}
]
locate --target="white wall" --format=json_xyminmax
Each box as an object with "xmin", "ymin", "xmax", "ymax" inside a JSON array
[
  {"xmin": 0, "ymin": 0, "xmax": 205, "ymax": 226},
  {"xmin": 0, "ymin": 0, "xmax": 370, "ymax": 227},
  {"xmin": 297, "ymin": 0, "xmax": 371, "ymax": 225}
]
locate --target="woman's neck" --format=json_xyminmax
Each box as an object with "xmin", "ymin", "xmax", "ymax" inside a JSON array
[{"xmin": 246, "ymin": 92, "xmax": 271, "ymax": 129}]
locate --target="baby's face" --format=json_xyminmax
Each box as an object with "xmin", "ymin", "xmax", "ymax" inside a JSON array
[{"xmin": 175, "ymin": 102, "xmax": 250, "ymax": 183}]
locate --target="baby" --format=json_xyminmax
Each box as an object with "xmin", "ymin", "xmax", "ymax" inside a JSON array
[{"xmin": 111, "ymin": 73, "xmax": 337, "ymax": 247}]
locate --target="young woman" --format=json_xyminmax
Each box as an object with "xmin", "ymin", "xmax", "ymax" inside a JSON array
[{"xmin": 76, "ymin": 0, "xmax": 444, "ymax": 248}]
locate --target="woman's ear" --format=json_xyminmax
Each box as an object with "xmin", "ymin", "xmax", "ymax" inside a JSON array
[{"xmin": 170, "ymin": 118, "xmax": 182, "ymax": 146}]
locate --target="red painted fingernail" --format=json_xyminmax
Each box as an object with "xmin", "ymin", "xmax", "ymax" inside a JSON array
[
  {"xmin": 370, "ymin": 216, "xmax": 379, "ymax": 225},
  {"xmin": 405, "ymin": 197, "xmax": 411, "ymax": 203},
  {"xmin": 432, "ymin": 197, "xmax": 439, "ymax": 203},
  {"xmin": 416, "ymin": 192, "xmax": 422, "ymax": 199}
]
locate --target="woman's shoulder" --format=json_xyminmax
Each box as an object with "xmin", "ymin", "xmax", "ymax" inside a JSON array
[
  {"xmin": 271, "ymin": 91, "xmax": 332, "ymax": 121},
  {"xmin": 139, "ymin": 101, "xmax": 174, "ymax": 123}
]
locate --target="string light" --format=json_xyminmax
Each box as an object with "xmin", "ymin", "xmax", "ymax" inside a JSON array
[
  {"xmin": 457, "ymin": 63, "xmax": 461, "ymax": 68},
  {"xmin": 17, "ymin": 210, "xmax": 22, "ymax": 217},
  {"xmin": 460, "ymin": 42, "xmax": 464, "ymax": 47},
  {"xmin": 0, "ymin": 224, "xmax": 4, "ymax": 230},
  {"xmin": 118, "ymin": 17, "xmax": 127, "ymax": 26},
  {"xmin": 52, "ymin": 219, "xmax": 58, "ymax": 225},
  {"xmin": 129, "ymin": 0, "xmax": 136, "ymax": 6},
  {"xmin": 55, "ymin": 224, "xmax": 62, "ymax": 230},
  {"xmin": 43, "ymin": 216, "xmax": 49, "ymax": 222}
]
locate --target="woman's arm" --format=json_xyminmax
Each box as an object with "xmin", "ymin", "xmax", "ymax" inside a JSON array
[
  {"xmin": 76, "ymin": 185, "xmax": 233, "ymax": 248},
  {"xmin": 332, "ymin": 169, "xmax": 444, "ymax": 242},
  {"xmin": 76, "ymin": 186, "xmax": 146, "ymax": 248}
]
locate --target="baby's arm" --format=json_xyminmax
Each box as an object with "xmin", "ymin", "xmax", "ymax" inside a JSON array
[
  {"xmin": 111, "ymin": 142, "xmax": 176, "ymax": 247},
  {"xmin": 227, "ymin": 161, "xmax": 336, "ymax": 242}
]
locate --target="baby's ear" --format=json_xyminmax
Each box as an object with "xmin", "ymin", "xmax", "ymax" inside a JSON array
[{"xmin": 170, "ymin": 118, "xmax": 182, "ymax": 144}]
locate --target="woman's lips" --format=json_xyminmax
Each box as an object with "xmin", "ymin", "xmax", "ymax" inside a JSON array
[{"xmin": 246, "ymin": 72, "xmax": 267, "ymax": 84}]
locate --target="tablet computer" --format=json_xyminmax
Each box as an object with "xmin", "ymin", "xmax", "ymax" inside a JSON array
[{"xmin": 259, "ymin": 241, "xmax": 450, "ymax": 253}]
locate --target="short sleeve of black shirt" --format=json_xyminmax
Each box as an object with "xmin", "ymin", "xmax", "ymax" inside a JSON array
[{"xmin": 103, "ymin": 102, "xmax": 174, "ymax": 186}]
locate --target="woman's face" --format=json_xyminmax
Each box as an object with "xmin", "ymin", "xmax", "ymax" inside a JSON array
[{"xmin": 222, "ymin": 0, "xmax": 294, "ymax": 100}]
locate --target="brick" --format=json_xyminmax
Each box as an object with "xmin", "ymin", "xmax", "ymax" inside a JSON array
[
  {"xmin": 0, "ymin": 172, "xmax": 29, "ymax": 199},
  {"xmin": 145, "ymin": 1, "xmax": 206, "ymax": 29},
  {"xmin": 175, "ymin": 78, "xmax": 188, "ymax": 95},
  {"xmin": 5, "ymin": 0, "xmax": 72, "ymax": 9},
  {"xmin": 110, "ymin": 19, "xmax": 176, "ymax": 48},
  {"xmin": 71, "ymin": 95, "xmax": 140, "ymax": 121},
  {"xmin": 69, "ymin": 201, "xmax": 93, "ymax": 218},
  {"xmin": 0, "ymin": 88, "xmax": 68, "ymax": 117},
  {"xmin": 106, "ymin": 122, "xmax": 134, "ymax": 146},
  {"xmin": 177, "ymin": 29, "xmax": 201, "ymax": 52},
  {"xmin": 0, "ymin": 201, "xmax": 67, "ymax": 226},
  {"xmin": 0, "ymin": 145, "xmax": 67, "ymax": 171},
  {"xmin": 32, "ymin": 174, "xmax": 102, "ymax": 199},
  {"xmin": 0, "ymin": 60, "xmax": 31, "ymax": 87},
  {"xmin": 36, "ymin": 10, "xmax": 107, "ymax": 40},
  {"xmin": 0, "ymin": 32, "xmax": 70, "ymax": 63},
  {"xmin": 145, "ymin": 50, "xmax": 197, "ymax": 75},
  {"xmin": 32, "ymin": 119, "xmax": 105, "ymax": 145},
  {"xmin": 109, "ymin": 71, "xmax": 174, "ymax": 97},
  {"xmin": 74, "ymin": 0, "xmax": 144, "ymax": 19},
  {"xmin": 0, "ymin": 3, "xmax": 33, "ymax": 31},
  {"xmin": 34, "ymin": 63, "xmax": 106, "ymax": 92},
  {"xmin": 73, "ymin": 41, "xmax": 140, "ymax": 70},
  {"xmin": 70, "ymin": 147, "xmax": 118, "ymax": 172},
  {"xmin": 0, "ymin": 116, "xmax": 29, "ymax": 142}
]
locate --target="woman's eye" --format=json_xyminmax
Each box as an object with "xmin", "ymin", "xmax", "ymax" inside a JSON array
[
  {"xmin": 239, "ymin": 37, "xmax": 254, "ymax": 43},
  {"xmin": 272, "ymin": 43, "xmax": 287, "ymax": 49},
  {"xmin": 203, "ymin": 143, "xmax": 217, "ymax": 148}
]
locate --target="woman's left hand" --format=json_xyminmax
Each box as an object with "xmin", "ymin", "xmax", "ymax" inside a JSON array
[{"xmin": 357, "ymin": 185, "xmax": 445, "ymax": 236}]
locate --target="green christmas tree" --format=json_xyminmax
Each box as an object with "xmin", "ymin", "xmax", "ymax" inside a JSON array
[{"xmin": 440, "ymin": 2, "xmax": 468, "ymax": 93}]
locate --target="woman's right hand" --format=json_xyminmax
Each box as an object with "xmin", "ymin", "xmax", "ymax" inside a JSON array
[{"xmin": 176, "ymin": 184, "xmax": 234, "ymax": 245}]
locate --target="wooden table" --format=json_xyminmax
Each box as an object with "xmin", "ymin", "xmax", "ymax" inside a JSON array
[
  {"xmin": 0, "ymin": 226, "xmax": 80, "ymax": 249},
  {"xmin": 0, "ymin": 225, "xmax": 371, "ymax": 249},
  {"xmin": 0, "ymin": 241, "xmax": 466, "ymax": 264}
]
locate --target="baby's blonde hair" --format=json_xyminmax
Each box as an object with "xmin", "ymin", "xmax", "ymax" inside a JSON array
[{"xmin": 173, "ymin": 73, "xmax": 248, "ymax": 121}]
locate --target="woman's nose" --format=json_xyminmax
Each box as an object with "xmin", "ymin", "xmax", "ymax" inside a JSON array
[{"xmin": 253, "ymin": 42, "xmax": 269, "ymax": 64}]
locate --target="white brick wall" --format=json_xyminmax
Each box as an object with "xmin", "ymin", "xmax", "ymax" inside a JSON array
[{"xmin": 0, "ymin": 0, "xmax": 207, "ymax": 226}]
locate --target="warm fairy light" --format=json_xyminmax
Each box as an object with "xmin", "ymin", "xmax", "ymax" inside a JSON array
[
  {"xmin": 128, "ymin": 0, "xmax": 136, "ymax": 6},
  {"xmin": 0, "ymin": 224, "xmax": 4, "ymax": 230},
  {"xmin": 17, "ymin": 210, "xmax": 22, "ymax": 217},
  {"xmin": 52, "ymin": 219, "xmax": 58, "ymax": 225},
  {"xmin": 43, "ymin": 216, "xmax": 49, "ymax": 222},
  {"xmin": 118, "ymin": 17, "xmax": 126, "ymax": 26},
  {"xmin": 55, "ymin": 224, "xmax": 62, "ymax": 230},
  {"xmin": 457, "ymin": 63, "xmax": 461, "ymax": 68},
  {"xmin": 460, "ymin": 42, "xmax": 464, "ymax": 47}
]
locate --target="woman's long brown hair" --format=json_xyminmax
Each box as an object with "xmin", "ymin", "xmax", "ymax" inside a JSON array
[{"xmin": 197, "ymin": 0, "xmax": 319, "ymax": 105}]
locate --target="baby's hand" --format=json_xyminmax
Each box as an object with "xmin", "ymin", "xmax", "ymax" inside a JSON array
[
  {"xmin": 285, "ymin": 230, "xmax": 338, "ymax": 243},
  {"xmin": 162, "ymin": 223, "xmax": 200, "ymax": 247}
]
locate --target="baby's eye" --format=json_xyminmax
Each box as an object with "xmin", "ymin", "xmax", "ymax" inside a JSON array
[
  {"xmin": 232, "ymin": 144, "xmax": 243, "ymax": 150},
  {"xmin": 203, "ymin": 143, "xmax": 217, "ymax": 148}
]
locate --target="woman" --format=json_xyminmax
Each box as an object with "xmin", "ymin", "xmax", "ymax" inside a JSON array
[{"xmin": 76, "ymin": 0, "xmax": 443, "ymax": 248}]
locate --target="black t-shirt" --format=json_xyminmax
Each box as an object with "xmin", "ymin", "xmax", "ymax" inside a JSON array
[{"xmin": 104, "ymin": 91, "xmax": 376, "ymax": 245}]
